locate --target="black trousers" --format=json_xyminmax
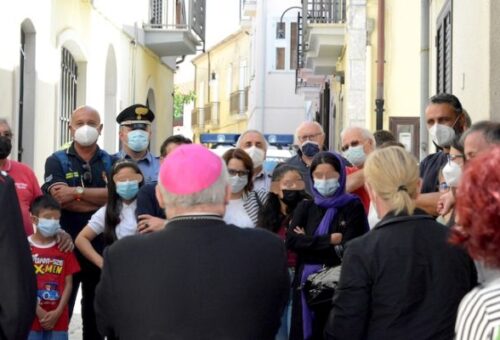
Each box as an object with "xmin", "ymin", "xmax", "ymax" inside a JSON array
[{"xmin": 68, "ymin": 250, "xmax": 104, "ymax": 340}]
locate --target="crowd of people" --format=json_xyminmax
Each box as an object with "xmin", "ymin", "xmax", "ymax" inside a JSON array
[{"xmin": 1, "ymin": 93, "xmax": 500, "ymax": 340}]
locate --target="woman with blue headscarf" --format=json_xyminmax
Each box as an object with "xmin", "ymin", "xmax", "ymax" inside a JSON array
[{"xmin": 287, "ymin": 151, "xmax": 368, "ymax": 340}]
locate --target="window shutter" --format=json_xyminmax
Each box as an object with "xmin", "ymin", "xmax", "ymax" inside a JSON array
[{"xmin": 436, "ymin": 0, "xmax": 452, "ymax": 94}]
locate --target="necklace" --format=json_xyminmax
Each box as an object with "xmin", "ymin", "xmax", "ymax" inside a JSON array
[{"xmin": 167, "ymin": 215, "xmax": 224, "ymax": 224}]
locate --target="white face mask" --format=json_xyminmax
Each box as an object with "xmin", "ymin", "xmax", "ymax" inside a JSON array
[
  {"xmin": 74, "ymin": 125, "xmax": 99, "ymax": 147},
  {"xmin": 442, "ymin": 161, "xmax": 462, "ymax": 187},
  {"xmin": 244, "ymin": 146, "xmax": 265, "ymax": 169},
  {"xmin": 429, "ymin": 124, "xmax": 456, "ymax": 147},
  {"xmin": 229, "ymin": 175, "xmax": 248, "ymax": 193}
]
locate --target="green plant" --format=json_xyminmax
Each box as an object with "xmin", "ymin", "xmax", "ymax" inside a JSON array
[{"xmin": 173, "ymin": 87, "xmax": 196, "ymax": 118}]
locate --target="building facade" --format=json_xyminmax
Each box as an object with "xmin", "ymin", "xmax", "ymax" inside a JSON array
[
  {"xmin": 191, "ymin": 29, "xmax": 251, "ymax": 137},
  {"xmin": 297, "ymin": 0, "xmax": 500, "ymax": 159},
  {"xmin": 0, "ymin": 0, "xmax": 204, "ymax": 179}
]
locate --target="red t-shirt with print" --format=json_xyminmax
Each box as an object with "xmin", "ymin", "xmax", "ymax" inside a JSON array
[{"xmin": 29, "ymin": 237, "xmax": 80, "ymax": 331}]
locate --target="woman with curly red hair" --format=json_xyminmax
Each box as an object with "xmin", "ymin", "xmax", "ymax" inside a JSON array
[{"xmin": 452, "ymin": 146, "xmax": 500, "ymax": 339}]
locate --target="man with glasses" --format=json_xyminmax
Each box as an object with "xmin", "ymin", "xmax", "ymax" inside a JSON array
[
  {"xmin": 115, "ymin": 104, "xmax": 160, "ymax": 184},
  {"xmin": 285, "ymin": 121, "xmax": 326, "ymax": 194},
  {"xmin": 42, "ymin": 105, "xmax": 112, "ymax": 340},
  {"xmin": 0, "ymin": 118, "xmax": 43, "ymax": 235}
]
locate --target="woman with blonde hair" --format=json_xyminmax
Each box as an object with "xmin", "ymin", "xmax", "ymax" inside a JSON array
[{"xmin": 325, "ymin": 146, "xmax": 476, "ymax": 340}]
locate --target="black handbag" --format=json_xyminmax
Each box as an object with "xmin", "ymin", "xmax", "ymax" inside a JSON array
[{"xmin": 303, "ymin": 265, "xmax": 342, "ymax": 309}]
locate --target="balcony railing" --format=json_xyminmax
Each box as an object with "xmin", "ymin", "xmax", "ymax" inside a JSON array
[
  {"xmin": 303, "ymin": 0, "xmax": 346, "ymax": 24},
  {"xmin": 143, "ymin": 0, "xmax": 205, "ymax": 56},
  {"xmin": 146, "ymin": 0, "xmax": 205, "ymax": 39},
  {"xmin": 230, "ymin": 88, "xmax": 249, "ymax": 115}
]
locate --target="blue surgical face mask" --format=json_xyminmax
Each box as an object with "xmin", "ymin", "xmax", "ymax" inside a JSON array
[
  {"xmin": 37, "ymin": 218, "xmax": 61, "ymax": 237},
  {"xmin": 127, "ymin": 130, "xmax": 149, "ymax": 152},
  {"xmin": 343, "ymin": 145, "xmax": 366, "ymax": 167},
  {"xmin": 301, "ymin": 141, "xmax": 320, "ymax": 157},
  {"xmin": 116, "ymin": 180, "xmax": 139, "ymax": 200},
  {"xmin": 313, "ymin": 178, "xmax": 340, "ymax": 197}
]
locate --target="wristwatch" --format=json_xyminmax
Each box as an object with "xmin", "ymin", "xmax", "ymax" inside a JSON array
[{"xmin": 75, "ymin": 186, "xmax": 85, "ymax": 201}]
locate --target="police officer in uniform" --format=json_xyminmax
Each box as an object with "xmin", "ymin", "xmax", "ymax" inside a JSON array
[
  {"xmin": 42, "ymin": 105, "xmax": 112, "ymax": 340},
  {"xmin": 115, "ymin": 104, "xmax": 160, "ymax": 184}
]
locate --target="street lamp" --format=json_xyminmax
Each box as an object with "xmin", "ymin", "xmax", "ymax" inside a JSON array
[{"xmin": 277, "ymin": 6, "xmax": 302, "ymax": 38}]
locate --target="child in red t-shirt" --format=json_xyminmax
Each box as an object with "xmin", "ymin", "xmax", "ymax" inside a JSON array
[{"xmin": 28, "ymin": 195, "xmax": 80, "ymax": 340}]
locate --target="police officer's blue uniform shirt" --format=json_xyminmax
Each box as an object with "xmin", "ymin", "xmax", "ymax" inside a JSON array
[{"xmin": 115, "ymin": 150, "xmax": 160, "ymax": 184}]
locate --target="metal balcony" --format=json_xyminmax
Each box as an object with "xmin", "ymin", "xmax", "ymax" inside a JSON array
[
  {"xmin": 143, "ymin": 0, "xmax": 205, "ymax": 57},
  {"xmin": 302, "ymin": 0, "xmax": 346, "ymax": 75}
]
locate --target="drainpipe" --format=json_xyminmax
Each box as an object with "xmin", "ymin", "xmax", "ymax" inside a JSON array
[
  {"xmin": 259, "ymin": 0, "xmax": 266, "ymax": 131},
  {"xmin": 375, "ymin": 0, "xmax": 385, "ymax": 130},
  {"xmin": 420, "ymin": 0, "xmax": 430, "ymax": 160}
]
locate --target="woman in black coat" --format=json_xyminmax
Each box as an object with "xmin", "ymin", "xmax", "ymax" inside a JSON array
[
  {"xmin": 325, "ymin": 146, "xmax": 477, "ymax": 340},
  {"xmin": 287, "ymin": 152, "xmax": 368, "ymax": 340}
]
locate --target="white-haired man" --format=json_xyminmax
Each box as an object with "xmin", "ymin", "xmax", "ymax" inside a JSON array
[
  {"xmin": 340, "ymin": 126, "xmax": 376, "ymax": 213},
  {"xmin": 237, "ymin": 129, "xmax": 271, "ymax": 191},
  {"xmin": 95, "ymin": 144, "xmax": 289, "ymax": 339}
]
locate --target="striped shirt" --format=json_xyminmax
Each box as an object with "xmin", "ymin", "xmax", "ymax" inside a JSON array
[{"xmin": 455, "ymin": 276, "xmax": 500, "ymax": 340}]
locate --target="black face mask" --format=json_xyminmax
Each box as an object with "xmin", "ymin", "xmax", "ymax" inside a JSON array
[
  {"xmin": 281, "ymin": 189, "xmax": 307, "ymax": 209},
  {"xmin": 0, "ymin": 136, "xmax": 12, "ymax": 159}
]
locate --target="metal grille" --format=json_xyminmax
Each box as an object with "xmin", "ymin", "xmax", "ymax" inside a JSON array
[
  {"xmin": 150, "ymin": 0, "xmax": 163, "ymax": 26},
  {"xmin": 305, "ymin": 0, "xmax": 346, "ymax": 24},
  {"xmin": 60, "ymin": 47, "xmax": 78, "ymax": 147}
]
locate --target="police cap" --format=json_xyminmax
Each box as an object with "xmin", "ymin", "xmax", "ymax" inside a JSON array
[{"xmin": 116, "ymin": 104, "xmax": 155, "ymax": 125}]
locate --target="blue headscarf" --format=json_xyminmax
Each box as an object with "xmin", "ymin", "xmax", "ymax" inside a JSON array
[{"xmin": 301, "ymin": 151, "xmax": 358, "ymax": 339}]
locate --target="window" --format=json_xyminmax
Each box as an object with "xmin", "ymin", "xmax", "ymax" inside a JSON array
[
  {"xmin": 273, "ymin": 20, "xmax": 299, "ymax": 71},
  {"xmin": 436, "ymin": 0, "xmax": 452, "ymax": 94},
  {"xmin": 59, "ymin": 47, "xmax": 78, "ymax": 147},
  {"xmin": 276, "ymin": 48, "xmax": 285, "ymax": 70},
  {"xmin": 276, "ymin": 22, "xmax": 286, "ymax": 39}
]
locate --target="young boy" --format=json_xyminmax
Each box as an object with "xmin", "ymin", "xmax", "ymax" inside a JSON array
[{"xmin": 28, "ymin": 195, "xmax": 80, "ymax": 340}]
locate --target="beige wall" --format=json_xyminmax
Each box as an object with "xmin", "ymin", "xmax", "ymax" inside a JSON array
[
  {"xmin": 192, "ymin": 30, "xmax": 250, "ymax": 136},
  {"xmin": 450, "ymin": 0, "xmax": 490, "ymax": 123}
]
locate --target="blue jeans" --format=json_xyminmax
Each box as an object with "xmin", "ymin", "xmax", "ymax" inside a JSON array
[{"xmin": 28, "ymin": 331, "xmax": 68, "ymax": 340}]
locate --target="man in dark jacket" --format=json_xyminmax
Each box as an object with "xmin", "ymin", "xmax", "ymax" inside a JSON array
[
  {"xmin": 95, "ymin": 144, "xmax": 289, "ymax": 340},
  {"xmin": 0, "ymin": 172, "xmax": 37, "ymax": 340}
]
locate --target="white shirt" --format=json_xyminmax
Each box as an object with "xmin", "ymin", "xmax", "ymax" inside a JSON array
[
  {"xmin": 224, "ymin": 198, "xmax": 255, "ymax": 228},
  {"xmin": 88, "ymin": 200, "xmax": 138, "ymax": 239}
]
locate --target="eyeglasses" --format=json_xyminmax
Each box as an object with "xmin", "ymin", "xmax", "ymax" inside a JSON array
[
  {"xmin": 298, "ymin": 133, "xmax": 322, "ymax": 143},
  {"xmin": 341, "ymin": 140, "xmax": 361, "ymax": 152},
  {"xmin": 81, "ymin": 163, "xmax": 92, "ymax": 184},
  {"xmin": 228, "ymin": 168, "xmax": 249, "ymax": 177},
  {"xmin": 447, "ymin": 153, "xmax": 465, "ymax": 165},
  {"xmin": 0, "ymin": 131, "xmax": 13, "ymax": 139}
]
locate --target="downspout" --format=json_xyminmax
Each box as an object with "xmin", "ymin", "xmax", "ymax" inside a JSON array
[
  {"xmin": 420, "ymin": 0, "xmax": 430, "ymax": 160},
  {"xmin": 375, "ymin": 0, "xmax": 385, "ymax": 130},
  {"xmin": 259, "ymin": 1, "xmax": 267, "ymax": 131}
]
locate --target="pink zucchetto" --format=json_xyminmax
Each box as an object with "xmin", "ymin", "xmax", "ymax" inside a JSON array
[{"xmin": 159, "ymin": 144, "xmax": 222, "ymax": 195}]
